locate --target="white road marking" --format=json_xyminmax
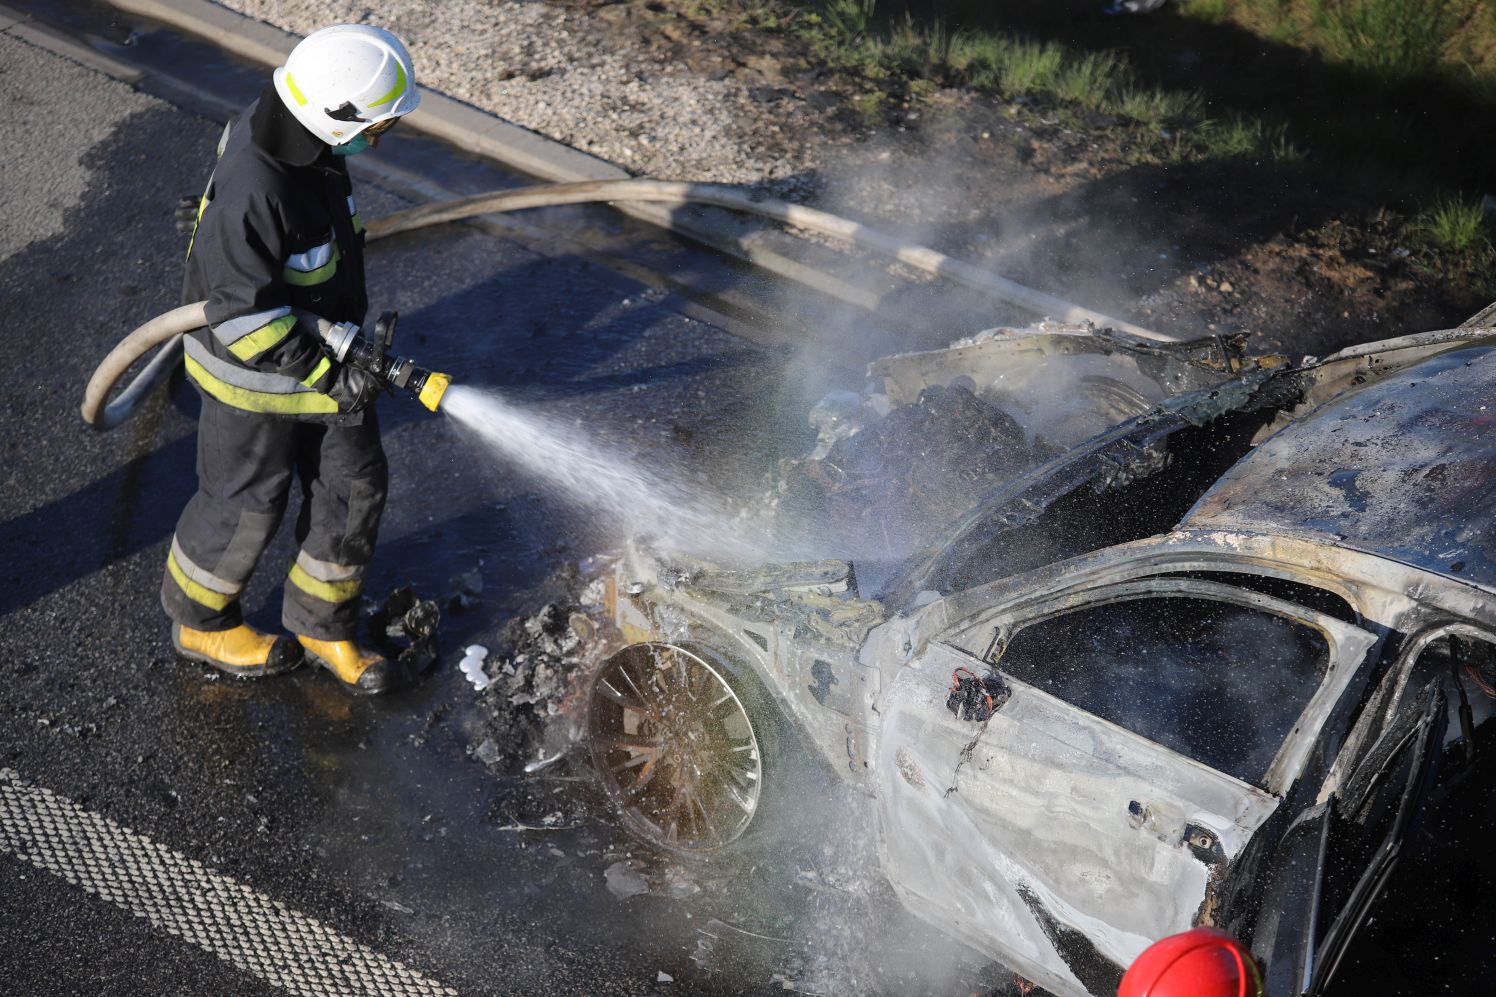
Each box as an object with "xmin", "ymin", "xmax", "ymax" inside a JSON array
[{"xmin": 0, "ymin": 768, "xmax": 456, "ymax": 996}]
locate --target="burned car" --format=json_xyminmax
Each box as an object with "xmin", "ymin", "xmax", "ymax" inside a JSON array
[{"xmin": 580, "ymin": 319, "xmax": 1496, "ymax": 996}]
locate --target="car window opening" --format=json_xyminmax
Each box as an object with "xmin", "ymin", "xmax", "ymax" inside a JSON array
[
  {"xmin": 1313, "ymin": 634, "xmax": 1496, "ymax": 995},
  {"xmin": 995, "ymin": 595, "xmax": 1329, "ymax": 784},
  {"xmin": 1433, "ymin": 632, "xmax": 1496, "ymax": 700}
]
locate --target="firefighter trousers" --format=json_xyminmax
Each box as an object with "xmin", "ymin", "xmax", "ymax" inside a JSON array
[{"xmin": 162, "ymin": 399, "xmax": 387, "ymax": 639}]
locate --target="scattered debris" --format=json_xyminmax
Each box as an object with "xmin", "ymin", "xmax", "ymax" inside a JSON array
[
  {"xmin": 654, "ymin": 864, "xmax": 702, "ymax": 900},
  {"xmin": 523, "ymin": 749, "xmax": 565, "ymax": 773},
  {"xmin": 381, "ymin": 900, "xmax": 415, "ymax": 915},
  {"xmin": 604, "ymin": 860, "xmax": 650, "ymax": 899},
  {"xmin": 366, "ymin": 586, "xmax": 441, "ymax": 676},
  {"xmin": 473, "ymin": 739, "xmax": 502, "ymax": 767},
  {"xmin": 693, "ymin": 917, "xmax": 811, "ymax": 989},
  {"xmin": 485, "ymin": 772, "xmax": 594, "ymax": 832},
  {"xmin": 492, "ymin": 819, "xmax": 582, "ymax": 832},
  {"xmin": 471, "ymin": 563, "xmax": 610, "ymax": 773},
  {"xmin": 656, "ymin": 971, "xmax": 674, "ymax": 983}
]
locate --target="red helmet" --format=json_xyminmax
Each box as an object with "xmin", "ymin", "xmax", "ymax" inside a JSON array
[{"xmin": 1118, "ymin": 927, "xmax": 1264, "ymax": 997}]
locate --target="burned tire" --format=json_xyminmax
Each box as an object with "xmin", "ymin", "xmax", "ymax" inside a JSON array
[{"xmin": 587, "ymin": 641, "xmax": 780, "ymax": 856}]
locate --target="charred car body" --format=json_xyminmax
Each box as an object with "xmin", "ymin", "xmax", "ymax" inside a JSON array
[{"xmin": 582, "ymin": 318, "xmax": 1496, "ymax": 996}]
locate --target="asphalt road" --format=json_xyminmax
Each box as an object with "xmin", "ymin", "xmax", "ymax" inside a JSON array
[{"xmin": 0, "ymin": 13, "xmax": 1010, "ymax": 997}]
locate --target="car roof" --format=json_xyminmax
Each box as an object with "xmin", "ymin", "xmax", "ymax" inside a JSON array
[{"xmin": 1183, "ymin": 340, "xmax": 1496, "ymax": 588}]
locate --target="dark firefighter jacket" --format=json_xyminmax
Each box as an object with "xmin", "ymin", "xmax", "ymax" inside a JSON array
[{"xmin": 182, "ymin": 85, "xmax": 369, "ymax": 424}]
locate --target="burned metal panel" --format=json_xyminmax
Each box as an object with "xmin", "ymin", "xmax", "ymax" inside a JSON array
[
  {"xmin": 884, "ymin": 366, "xmax": 1291, "ymax": 606},
  {"xmin": 875, "ymin": 643, "xmax": 1279, "ymax": 997},
  {"xmin": 1015, "ymin": 885, "xmax": 1126, "ymax": 997},
  {"xmin": 775, "ymin": 633, "xmax": 882, "ymax": 778},
  {"xmin": 1186, "ymin": 342, "xmax": 1496, "ymax": 590},
  {"xmin": 896, "ymin": 526, "xmax": 1496, "ymax": 677},
  {"xmin": 873, "ymin": 663, "xmax": 1094, "ymax": 997},
  {"xmin": 867, "ymin": 325, "xmax": 1278, "ymax": 446}
]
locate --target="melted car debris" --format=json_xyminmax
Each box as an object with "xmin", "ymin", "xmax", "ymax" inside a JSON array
[
  {"xmin": 365, "ymin": 585, "xmax": 440, "ymax": 674},
  {"xmin": 458, "ymin": 644, "xmax": 491, "ymax": 690},
  {"xmin": 469, "ymin": 564, "xmax": 611, "ymax": 773}
]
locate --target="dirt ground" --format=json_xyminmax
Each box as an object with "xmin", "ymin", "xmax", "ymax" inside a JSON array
[{"xmin": 558, "ymin": 0, "xmax": 1491, "ymax": 359}]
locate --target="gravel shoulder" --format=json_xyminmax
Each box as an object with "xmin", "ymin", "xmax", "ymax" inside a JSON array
[{"xmin": 220, "ymin": 0, "xmax": 823, "ymax": 185}]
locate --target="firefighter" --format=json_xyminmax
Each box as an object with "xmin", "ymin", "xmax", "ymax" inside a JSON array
[{"xmin": 163, "ymin": 25, "xmax": 420, "ymax": 694}]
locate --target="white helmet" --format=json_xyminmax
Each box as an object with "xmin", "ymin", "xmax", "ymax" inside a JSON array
[{"xmin": 272, "ymin": 24, "xmax": 420, "ymax": 146}]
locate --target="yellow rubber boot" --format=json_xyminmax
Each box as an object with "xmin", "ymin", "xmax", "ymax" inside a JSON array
[
  {"xmin": 172, "ymin": 623, "xmax": 303, "ymax": 678},
  {"xmin": 297, "ymin": 636, "xmax": 402, "ymax": 695}
]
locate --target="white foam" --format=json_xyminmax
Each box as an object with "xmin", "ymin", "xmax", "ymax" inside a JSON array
[{"xmin": 458, "ymin": 644, "xmax": 491, "ymax": 691}]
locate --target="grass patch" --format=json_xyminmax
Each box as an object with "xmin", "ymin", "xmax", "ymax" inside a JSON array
[
  {"xmin": 1114, "ymin": 86, "xmax": 1201, "ymax": 128},
  {"xmin": 1197, "ymin": 116, "xmax": 1303, "ymax": 163},
  {"xmin": 997, "ymin": 39, "xmax": 1064, "ymax": 95},
  {"xmin": 788, "ymin": 1, "xmax": 1496, "ymax": 208},
  {"xmin": 1051, "ymin": 50, "xmax": 1125, "ymax": 110},
  {"xmin": 1420, "ymin": 196, "xmax": 1489, "ymax": 251},
  {"xmin": 801, "ymin": 1, "xmax": 1298, "ymax": 164},
  {"xmin": 1306, "ymin": 0, "xmax": 1474, "ymax": 78}
]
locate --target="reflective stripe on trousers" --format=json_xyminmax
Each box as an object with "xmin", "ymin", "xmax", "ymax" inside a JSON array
[
  {"xmin": 286, "ymin": 549, "xmax": 365, "ymax": 605},
  {"xmin": 165, "ymin": 537, "xmax": 243, "ymax": 612},
  {"xmin": 162, "ymin": 401, "xmax": 387, "ymax": 638}
]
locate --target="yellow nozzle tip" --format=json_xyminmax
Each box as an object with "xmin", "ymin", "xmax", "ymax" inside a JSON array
[{"xmin": 418, "ymin": 371, "xmax": 451, "ymax": 412}]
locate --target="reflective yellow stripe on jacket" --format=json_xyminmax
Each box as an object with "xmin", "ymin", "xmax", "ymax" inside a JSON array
[
  {"xmin": 283, "ymin": 239, "xmax": 340, "ymax": 286},
  {"xmin": 226, "ymin": 314, "xmax": 297, "ymax": 361},
  {"xmin": 183, "ymin": 336, "xmax": 339, "ymax": 416}
]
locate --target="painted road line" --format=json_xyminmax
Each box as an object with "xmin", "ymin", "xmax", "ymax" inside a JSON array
[{"xmin": 0, "ymin": 768, "xmax": 457, "ymax": 997}]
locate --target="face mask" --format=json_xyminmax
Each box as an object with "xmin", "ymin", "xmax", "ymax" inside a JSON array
[{"xmin": 330, "ymin": 133, "xmax": 370, "ymax": 157}]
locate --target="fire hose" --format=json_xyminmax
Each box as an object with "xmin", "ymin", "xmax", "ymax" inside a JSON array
[{"xmin": 82, "ymin": 179, "xmax": 1166, "ymax": 430}]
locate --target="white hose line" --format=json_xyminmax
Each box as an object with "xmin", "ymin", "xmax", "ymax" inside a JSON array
[
  {"xmin": 81, "ymin": 302, "xmax": 205, "ymax": 430},
  {"xmin": 368, "ymin": 180, "xmax": 1167, "ymax": 341},
  {"xmin": 83, "ymin": 179, "xmax": 1166, "ymax": 430}
]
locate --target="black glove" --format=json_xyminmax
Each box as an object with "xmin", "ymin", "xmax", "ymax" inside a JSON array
[{"xmin": 328, "ymin": 362, "xmax": 383, "ymax": 414}]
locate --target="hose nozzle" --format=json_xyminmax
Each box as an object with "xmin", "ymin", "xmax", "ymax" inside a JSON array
[
  {"xmin": 415, "ymin": 370, "xmax": 451, "ymax": 412},
  {"xmin": 327, "ymin": 311, "xmax": 453, "ymax": 412},
  {"xmin": 367, "ymin": 353, "xmax": 451, "ymax": 412}
]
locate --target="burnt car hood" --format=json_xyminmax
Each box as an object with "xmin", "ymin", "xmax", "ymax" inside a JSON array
[{"xmin": 1184, "ymin": 340, "xmax": 1496, "ymax": 591}]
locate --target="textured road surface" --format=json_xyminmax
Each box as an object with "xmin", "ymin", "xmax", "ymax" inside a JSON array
[{"xmin": 0, "ymin": 13, "xmax": 1005, "ymax": 997}]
